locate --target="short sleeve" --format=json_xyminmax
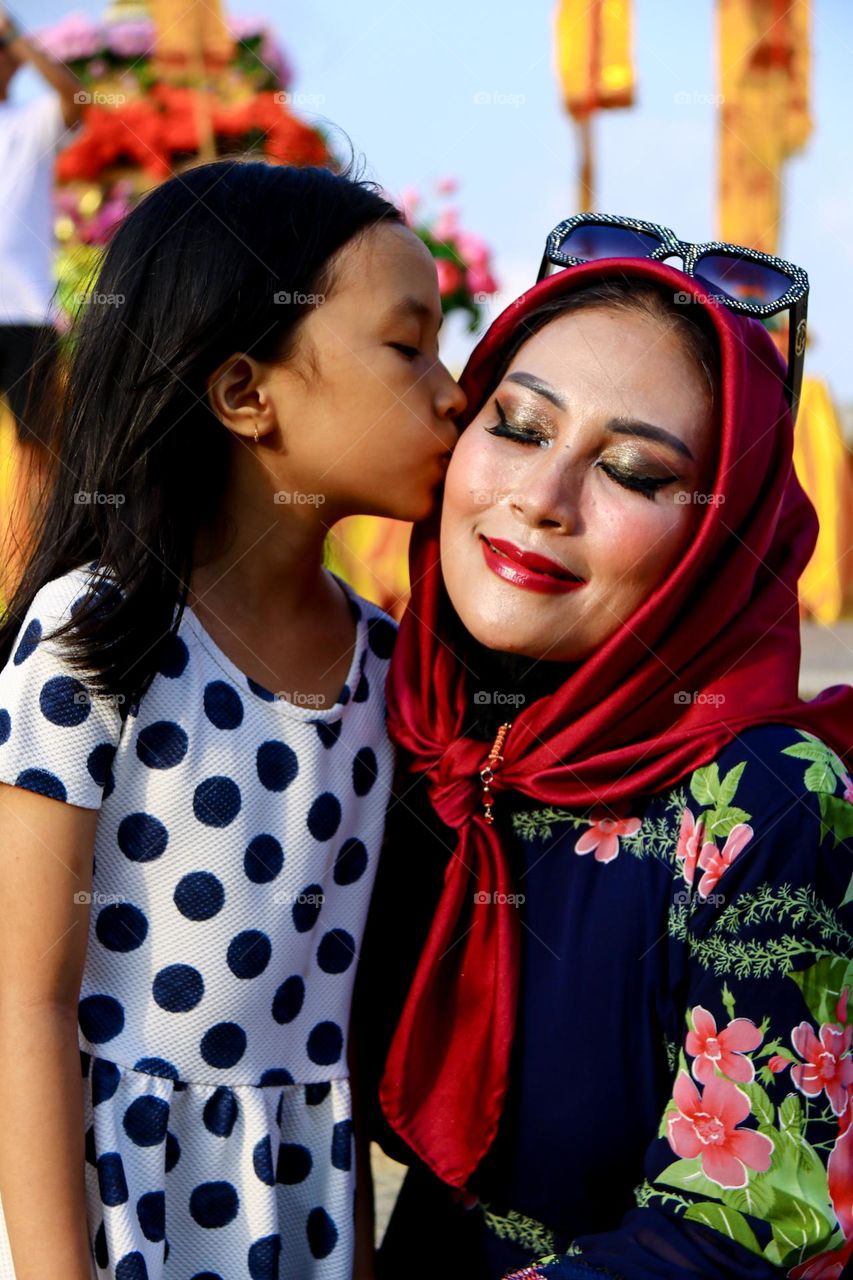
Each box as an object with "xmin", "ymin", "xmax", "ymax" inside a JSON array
[
  {"xmin": 503, "ymin": 724, "xmax": 853, "ymax": 1280},
  {"xmin": 0, "ymin": 571, "xmax": 123, "ymax": 809}
]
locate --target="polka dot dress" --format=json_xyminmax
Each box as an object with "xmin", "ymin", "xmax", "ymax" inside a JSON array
[{"xmin": 0, "ymin": 565, "xmax": 398, "ymax": 1280}]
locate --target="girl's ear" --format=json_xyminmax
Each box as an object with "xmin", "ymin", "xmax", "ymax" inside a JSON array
[{"xmin": 205, "ymin": 353, "xmax": 273, "ymax": 442}]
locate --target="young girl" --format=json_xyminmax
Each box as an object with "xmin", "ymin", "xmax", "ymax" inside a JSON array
[{"xmin": 0, "ymin": 157, "xmax": 464, "ymax": 1280}]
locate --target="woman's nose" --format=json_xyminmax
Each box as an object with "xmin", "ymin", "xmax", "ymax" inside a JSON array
[{"xmin": 508, "ymin": 461, "xmax": 579, "ymax": 534}]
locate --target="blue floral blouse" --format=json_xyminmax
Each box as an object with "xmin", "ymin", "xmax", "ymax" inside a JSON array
[{"xmin": 366, "ymin": 722, "xmax": 853, "ymax": 1280}]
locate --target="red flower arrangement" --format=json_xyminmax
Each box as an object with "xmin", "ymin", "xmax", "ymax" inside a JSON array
[{"xmin": 57, "ymin": 85, "xmax": 328, "ymax": 182}]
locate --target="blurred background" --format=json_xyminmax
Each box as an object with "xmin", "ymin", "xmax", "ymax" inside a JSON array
[{"xmin": 1, "ymin": 0, "xmax": 851, "ymax": 686}]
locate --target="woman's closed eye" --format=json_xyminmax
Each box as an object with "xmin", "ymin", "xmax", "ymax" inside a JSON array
[{"xmin": 486, "ymin": 399, "xmax": 680, "ymax": 501}]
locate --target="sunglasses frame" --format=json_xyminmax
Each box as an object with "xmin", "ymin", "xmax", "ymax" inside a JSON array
[{"xmin": 536, "ymin": 212, "xmax": 809, "ymax": 422}]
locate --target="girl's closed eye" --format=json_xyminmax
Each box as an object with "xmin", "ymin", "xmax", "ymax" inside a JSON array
[{"xmin": 388, "ymin": 342, "xmax": 420, "ymax": 360}]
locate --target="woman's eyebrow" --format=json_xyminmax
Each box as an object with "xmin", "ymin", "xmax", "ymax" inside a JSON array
[
  {"xmin": 505, "ymin": 370, "xmax": 567, "ymax": 410},
  {"xmin": 607, "ymin": 416, "xmax": 695, "ymax": 460}
]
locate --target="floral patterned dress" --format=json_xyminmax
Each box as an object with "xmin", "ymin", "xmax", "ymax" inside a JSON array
[{"xmin": 368, "ymin": 723, "xmax": 853, "ymax": 1280}]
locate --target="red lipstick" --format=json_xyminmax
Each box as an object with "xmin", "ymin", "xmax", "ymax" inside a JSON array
[{"xmin": 479, "ymin": 535, "xmax": 585, "ymax": 595}]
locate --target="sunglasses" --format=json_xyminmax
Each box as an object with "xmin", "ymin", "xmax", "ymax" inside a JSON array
[{"xmin": 536, "ymin": 213, "xmax": 809, "ymax": 422}]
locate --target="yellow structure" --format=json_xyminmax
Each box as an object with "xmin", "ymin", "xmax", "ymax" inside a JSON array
[{"xmin": 794, "ymin": 378, "xmax": 853, "ymax": 623}]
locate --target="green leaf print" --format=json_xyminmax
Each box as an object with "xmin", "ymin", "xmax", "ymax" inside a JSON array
[
  {"xmin": 691, "ymin": 763, "xmax": 721, "ymax": 807},
  {"xmin": 718, "ymin": 762, "xmax": 747, "ymax": 807},
  {"xmin": 739, "ymin": 1080, "xmax": 774, "ymax": 1128},
  {"xmin": 682, "ymin": 1201, "xmax": 761, "ymax": 1252},
  {"xmin": 817, "ymin": 792, "xmax": 853, "ymax": 849},
  {"xmin": 782, "ymin": 733, "xmax": 847, "ymax": 779},
  {"xmin": 788, "ymin": 955, "xmax": 853, "ymax": 1028},
  {"xmin": 704, "ymin": 806, "xmax": 752, "ymax": 838}
]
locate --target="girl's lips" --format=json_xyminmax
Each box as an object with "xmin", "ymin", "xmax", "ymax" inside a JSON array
[{"xmin": 479, "ymin": 535, "xmax": 586, "ymax": 595}]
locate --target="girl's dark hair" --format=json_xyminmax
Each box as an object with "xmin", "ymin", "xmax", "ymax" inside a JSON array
[{"xmin": 0, "ymin": 157, "xmax": 403, "ymax": 705}]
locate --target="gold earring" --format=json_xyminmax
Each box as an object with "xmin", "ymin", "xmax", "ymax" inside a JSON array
[{"xmin": 253, "ymin": 423, "xmax": 259, "ymax": 444}]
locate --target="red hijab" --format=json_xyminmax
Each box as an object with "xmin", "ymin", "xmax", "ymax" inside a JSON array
[{"xmin": 379, "ymin": 256, "xmax": 853, "ymax": 1190}]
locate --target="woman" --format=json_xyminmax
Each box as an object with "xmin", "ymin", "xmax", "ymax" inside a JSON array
[{"xmin": 360, "ymin": 237, "xmax": 853, "ymax": 1279}]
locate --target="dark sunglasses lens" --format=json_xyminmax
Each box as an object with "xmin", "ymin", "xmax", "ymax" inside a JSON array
[
  {"xmin": 555, "ymin": 223, "xmax": 662, "ymax": 261},
  {"xmin": 695, "ymin": 253, "xmax": 792, "ymax": 306}
]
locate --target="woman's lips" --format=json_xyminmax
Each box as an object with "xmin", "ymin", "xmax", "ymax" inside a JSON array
[{"xmin": 479, "ymin": 535, "xmax": 585, "ymax": 595}]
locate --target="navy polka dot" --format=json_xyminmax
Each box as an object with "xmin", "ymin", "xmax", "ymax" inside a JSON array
[
  {"xmin": 137, "ymin": 1190, "xmax": 165, "ymax": 1242},
  {"xmin": 352, "ymin": 670, "xmax": 370, "ymax": 702},
  {"xmin": 276, "ymin": 1142, "xmax": 312, "ymax": 1184},
  {"xmin": 331, "ymin": 1119, "xmax": 353, "ymax": 1171},
  {"xmin": 307, "ymin": 792, "xmax": 341, "ymax": 841},
  {"xmin": 165, "ymin": 1131, "xmax": 181, "ymax": 1172},
  {"xmin": 136, "ymin": 720, "xmax": 188, "ymax": 769},
  {"xmin": 13, "ymin": 617, "xmax": 41, "ymax": 665},
  {"xmin": 313, "ymin": 719, "xmax": 342, "ymax": 749},
  {"xmin": 97, "ymin": 1151, "xmax": 129, "ymax": 1206},
  {"xmin": 247, "ymin": 677, "xmax": 275, "ymax": 702},
  {"xmin": 174, "ymin": 871, "xmax": 224, "ymax": 920},
  {"xmin": 368, "ymin": 616, "xmax": 396, "ymax": 658},
  {"xmin": 272, "ymin": 975, "xmax": 305, "ymax": 1024},
  {"xmin": 79, "ymin": 994, "xmax": 125, "ymax": 1043},
  {"xmin": 253, "ymin": 1135, "xmax": 275, "ymax": 1186},
  {"xmin": 190, "ymin": 1181, "xmax": 239, "ymax": 1229},
  {"xmin": 352, "ymin": 746, "xmax": 378, "ymax": 797},
  {"xmin": 227, "ymin": 930, "xmax": 271, "ymax": 980},
  {"xmin": 87, "ymin": 742, "xmax": 117, "ymax": 798},
  {"xmin": 15, "ymin": 767, "xmax": 66, "ymax": 801},
  {"xmin": 153, "ymin": 963, "xmax": 204, "ymax": 1012},
  {"xmin": 244, "ymin": 834, "xmax": 283, "ymax": 883},
  {"xmin": 96, "ymin": 902, "xmax": 149, "ymax": 953},
  {"xmin": 333, "ymin": 837, "xmax": 368, "ymax": 885},
  {"xmin": 305, "ymin": 1082, "xmax": 331, "ymax": 1106},
  {"xmin": 134, "ymin": 1058, "xmax": 183, "ymax": 1087},
  {"xmin": 157, "ymin": 633, "xmax": 189, "ymax": 678},
  {"xmin": 248, "ymin": 1235, "xmax": 281, "ymax": 1280},
  {"xmin": 256, "ymin": 740, "xmax": 299, "ymax": 792},
  {"xmin": 116, "ymin": 1251, "xmax": 148, "ymax": 1280},
  {"xmin": 292, "ymin": 884, "xmax": 324, "ymax": 933},
  {"xmin": 200, "ymin": 1022, "xmax": 246, "ymax": 1069},
  {"xmin": 94, "ymin": 1221, "xmax": 108, "ymax": 1268},
  {"xmin": 306, "ymin": 1021, "xmax": 343, "ymax": 1066},
  {"xmin": 338, "ymin": 682, "xmax": 351, "ymax": 705},
  {"xmin": 123, "ymin": 1095, "xmax": 169, "ymax": 1147},
  {"xmin": 0, "ymin": 708, "xmax": 10, "ymax": 744},
  {"xmin": 203, "ymin": 1087, "xmax": 238, "ymax": 1138},
  {"xmin": 317, "ymin": 929, "xmax": 355, "ymax": 975},
  {"xmin": 193, "ymin": 776, "xmax": 241, "ymax": 827},
  {"xmin": 85, "ymin": 1124, "xmax": 97, "ymax": 1165},
  {"xmin": 257, "ymin": 1068, "xmax": 293, "ymax": 1086},
  {"xmin": 92, "ymin": 1058, "xmax": 121, "ymax": 1106},
  {"xmin": 203, "ymin": 681, "xmax": 244, "ymax": 730},
  {"xmin": 118, "ymin": 812, "xmax": 168, "ymax": 862},
  {"xmin": 307, "ymin": 1206, "xmax": 338, "ymax": 1259}
]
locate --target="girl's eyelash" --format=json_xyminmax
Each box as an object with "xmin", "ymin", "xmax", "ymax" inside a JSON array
[
  {"xmin": 486, "ymin": 401, "xmax": 678, "ymax": 501},
  {"xmin": 389, "ymin": 342, "xmax": 419, "ymax": 360}
]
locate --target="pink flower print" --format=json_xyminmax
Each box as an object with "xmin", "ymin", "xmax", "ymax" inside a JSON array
[
  {"xmin": 574, "ymin": 812, "xmax": 642, "ymax": 865},
  {"xmin": 685, "ymin": 1006, "xmax": 763, "ymax": 1084},
  {"xmin": 696, "ymin": 823, "xmax": 754, "ymax": 899},
  {"xmin": 791, "ymin": 1020, "xmax": 853, "ymax": 1116},
  {"xmin": 841, "ymin": 773, "xmax": 853, "ymax": 804},
  {"xmin": 676, "ymin": 807, "xmax": 705, "ymax": 887},
  {"xmin": 768, "ymin": 1054, "xmax": 792, "ymax": 1074},
  {"xmin": 667, "ymin": 1071, "xmax": 774, "ymax": 1189}
]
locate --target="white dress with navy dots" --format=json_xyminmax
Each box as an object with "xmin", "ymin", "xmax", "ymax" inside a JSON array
[{"xmin": 0, "ymin": 564, "xmax": 398, "ymax": 1280}]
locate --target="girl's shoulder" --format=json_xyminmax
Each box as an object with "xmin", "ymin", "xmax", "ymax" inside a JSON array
[{"xmin": 0, "ymin": 562, "xmax": 124, "ymax": 808}]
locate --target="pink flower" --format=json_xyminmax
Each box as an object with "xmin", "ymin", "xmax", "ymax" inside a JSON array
[
  {"xmin": 685, "ymin": 1006, "xmax": 763, "ymax": 1084},
  {"xmin": 454, "ymin": 231, "xmax": 491, "ymax": 269},
  {"xmin": 434, "ymin": 176, "xmax": 459, "ymax": 195},
  {"xmin": 791, "ymin": 1020, "xmax": 853, "ymax": 1116},
  {"xmin": 435, "ymin": 258, "xmax": 463, "ymax": 297},
  {"xmin": 789, "ymin": 1098, "xmax": 853, "ymax": 1278},
  {"xmin": 675, "ymin": 807, "xmax": 705, "ymax": 887},
  {"xmin": 432, "ymin": 209, "xmax": 459, "ymax": 242},
  {"xmin": 397, "ymin": 186, "xmax": 420, "ymax": 224},
  {"xmin": 467, "ymin": 265, "xmax": 499, "ymax": 296},
  {"xmin": 106, "ymin": 19, "xmax": 155, "ymax": 57},
  {"xmin": 35, "ymin": 12, "xmax": 103, "ymax": 60},
  {"xmin": 768, "ymin": 1054, "xmax": 791, "ymax": 1073},
  {"xmin": 696, "ymin": 823, "xmax": 753, "ymax": 899},
  {"xmin": 667, "ymin": 1071, "xmax": 774, "ymax": 1188},
  {"xmin": 841, "ymin": 773, "xmax": 853, "ymax": 804},
  {"xmin": 574, "ymin": 812, "xmax": 642, "ymax": 865}
]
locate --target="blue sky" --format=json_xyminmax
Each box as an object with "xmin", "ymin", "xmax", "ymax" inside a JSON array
[{"xmin": 16, "ymin": 0, "xmax": 853, "ymax": 401}]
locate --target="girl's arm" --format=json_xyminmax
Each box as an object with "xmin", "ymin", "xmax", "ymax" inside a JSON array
[{"xmin": 0, "ymin": 782, "xmax": 99, "ymax": 1280}]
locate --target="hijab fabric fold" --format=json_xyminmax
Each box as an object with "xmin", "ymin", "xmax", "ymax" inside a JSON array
[{"xmin": 378, "ymin": 257, "xmax": 853, "ymax": 1189}]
